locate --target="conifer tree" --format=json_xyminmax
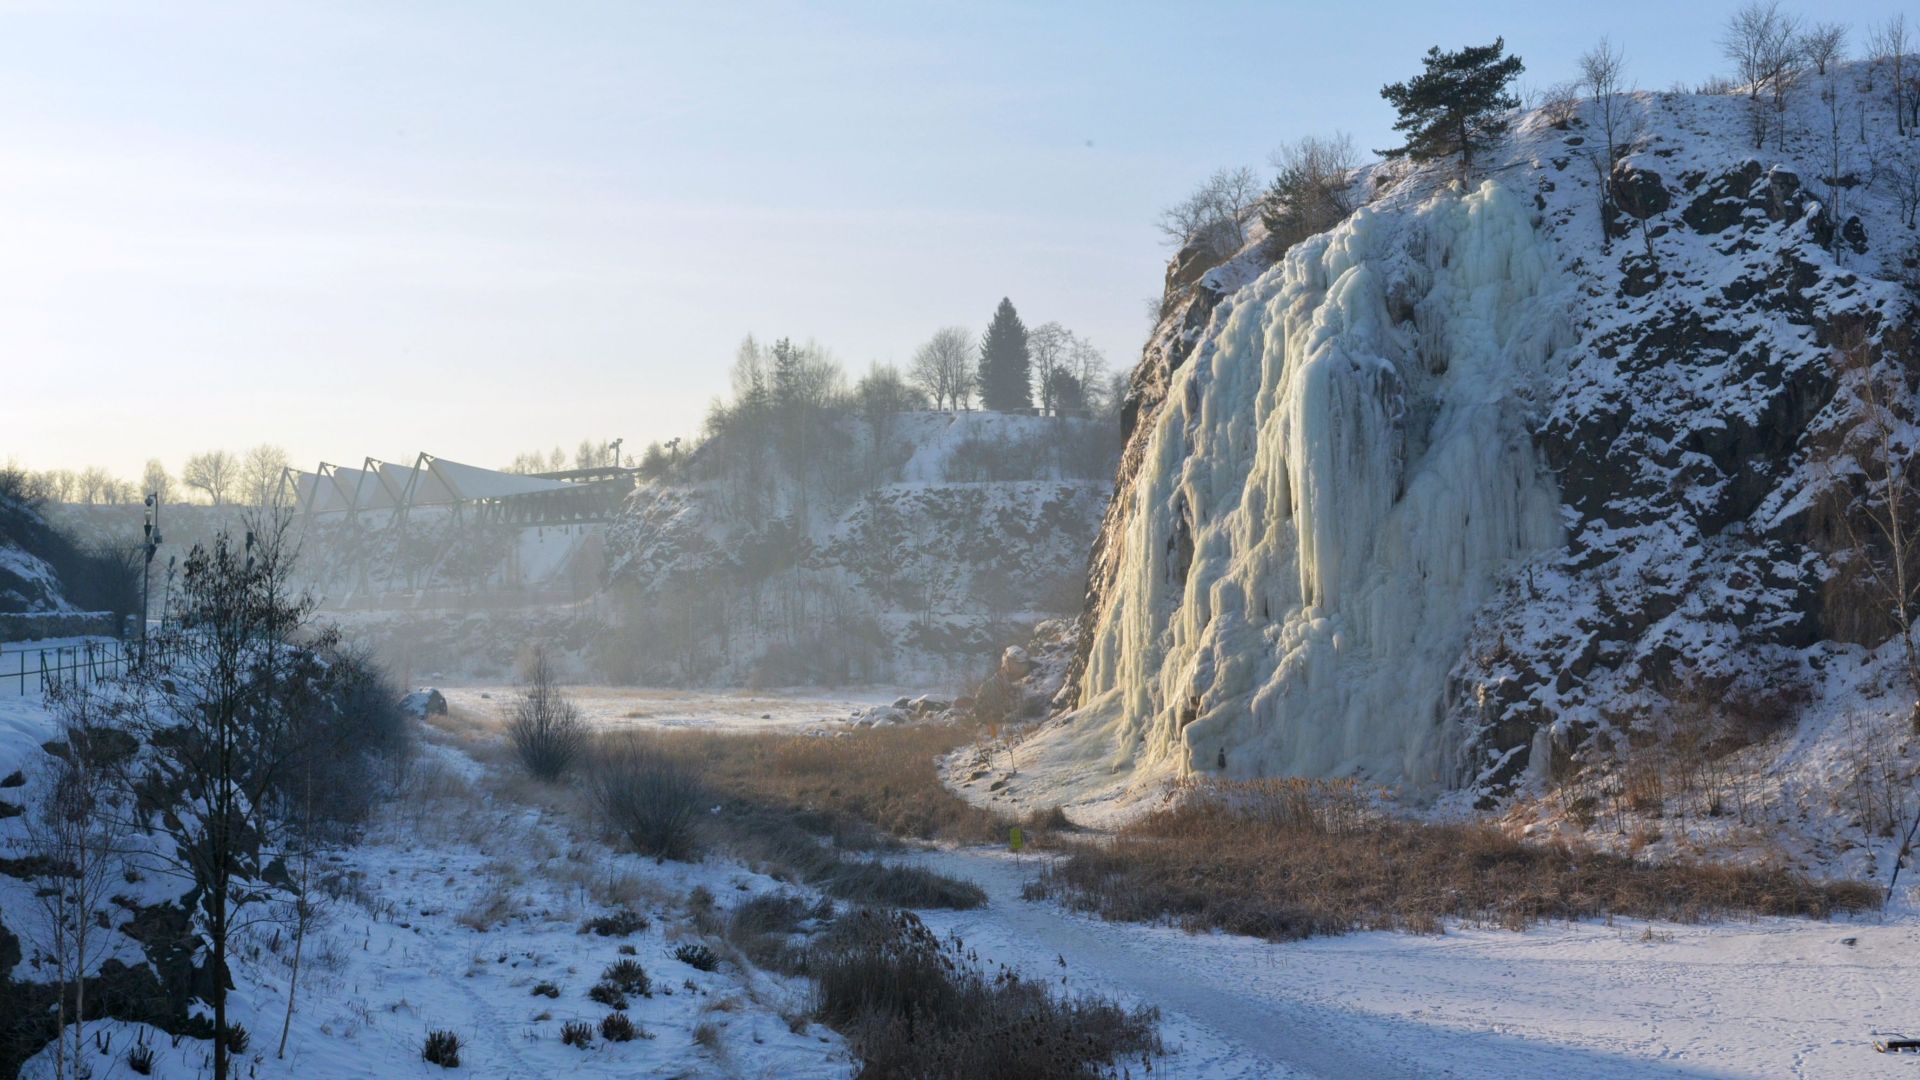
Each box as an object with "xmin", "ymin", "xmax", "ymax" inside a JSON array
[
  {"xmin": 976, "ymin": 298, "xmax": 1032, "ymax": 412},
  {"xmin": 1379, "ymin": 39, "xmax": 1525, "ymax": 176}
]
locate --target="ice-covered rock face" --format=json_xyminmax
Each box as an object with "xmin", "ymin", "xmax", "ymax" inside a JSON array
[{"xmin": 1076, "ymin": 181, "xmax": 1572, "ymax": 789}]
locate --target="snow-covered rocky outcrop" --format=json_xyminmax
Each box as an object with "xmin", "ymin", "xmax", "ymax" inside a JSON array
[
  {"xmin": 1044, "ymin": 68, "xmax": 1915, "ymax": 817},
  {"xmin": 604, "ymin": 411, "xmax": 1113, "ymax": 687}
]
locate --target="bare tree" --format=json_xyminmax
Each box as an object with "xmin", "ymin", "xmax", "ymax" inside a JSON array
[
  {"xmin": 507, "ymin": 647, "xmax": 586, "ymax": 781},
  {"xmin": 910, "ymin": 327, "xmax": 977, "ymax": 412},
  {"xmin": 1721, "ymin": 1, "xmax": 1802, "ymax": 147},
  {"xmin": 1028, "ymin": 322, "xmax": 1073, "ymax": 417},
  {"xmin": 241, "ymin": 444, "xmax": 291, "ymax": 507},
  {"xmin": 1820, "ymin": 68, "xmax": 1856, "ymax": 257},
  {"xmin": 142, "ymin": 457, "xmax": 173, "ymax": 502},
  {"xmin": 21, "ymin": 680, "xmax": 131, "ymax": 1080},
  {"xmin": 1802, "ymin": 21, "xmax": 1849, "ymax": 76},
  {"xmin": 74, "ymin": 466, "xmax": 114, "ymax": 505},
  {"xmin": 1815, "ymin": 324, "xmax": 1920, "ymax": 723},
  {"xmin": 1768, "ymin": 28, "xmax": 1809, "ymax": 150},
  {"xmin": 1812, "ymin": 324, "xmax": 1920, "ymax": 902},
  {"xmin": 1871, "ymin": 15, "xmax": 1911, "ymax": 136},
  {"xmin": 1880, "ymin": 142, "xmax": 1920, "ymax": 229},
  {"xmin": 1580, "ymin": 37, "xmax": 1635, "ymax": 244},
  {"xmin": 1261, "ymin": 133, "xmax": 1358, "ymax": 252},
  {"xmin": 182, "ymin": 449, "xmax": 237, "ymax": 505},
  {"xmin": 1157, "ymin": 166, "xmax": 1261, "ymax": 259},
  {"xmin": 1068, "ymin": 336, "xmax": 1109, "ymax": 413}
]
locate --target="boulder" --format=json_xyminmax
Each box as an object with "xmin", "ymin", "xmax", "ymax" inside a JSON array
[
  {"xmin": 399, "ymin": 688, "xmax": 448, "ymax": 719},
  {"xmin": 999, "ymin": 646, "xmax": 1033, "ymax": 681}
]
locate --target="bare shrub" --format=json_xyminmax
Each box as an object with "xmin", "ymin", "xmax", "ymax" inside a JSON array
[
  {"xmin": 727, "ymin": 891, "xmax": 818, "ymax": 975},
  {"xmin": 601, "ymin": 958, "xmax": 651, "ymax": 997},
  {"xmin": 820, "ymin": 861, "xmax": 987, "ymax": 910},
  {"xmin": 1157, "ymin": 166, "xmax": 1260, "ymax": 259},
  {"xmin": 675, "ymin": 942, "xmax": 720, "ymax": 972},
  {"xmin": 422, "ymin": 1029, "xmax": 461, "ymax": 1068},
  {"xmin": 506, "ymin": 649, "xmax": 586, "ymax": 781},
  {"xmin": 1538, "ymin": 80, "xmax": 1582, "ymax": 127},
  {"xmin": 812, "ymin": 909, "xmax": 1161, "ymax": 1079},
  {"xmin": 586, "ymin": 733, "xmax": 704, "ymax": 861},
  {"xmin": 560, "ymin": 1020, "xmax": 594, "ymax": 1048},
  {"xmin": 580, "ymin": 908, "xmax": 649, "ymax": 937},
  {"xmin": 599, "ymin": 1012, "xmax": 641, "ymax": 1042},
  {"xmin": 691, "ymin": 1020, "xmax": 723, "ymax": 1052}
]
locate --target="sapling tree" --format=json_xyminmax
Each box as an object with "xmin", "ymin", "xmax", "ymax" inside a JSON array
[
  {"xmin": 22, "ymin": 679, "xmax": 133, "ymax": 1080},
  {"xmin": 1814, "ymin": 324, "xmax": 1920, "ymax": 719},
  {"xmin": 1578, "ymin": 37, "xmax": 1634, "ymax": 245},
  {"xmin": 127, "ymin": 517, "xmax": 337, "ymax": 1080},
  {"xmin": 1871, "ymin": 15, "xmax": 1911, "ymax": 137},
  {"xmin": 507, "ymin": 647, "xmax": 587, "ymax": 781}
]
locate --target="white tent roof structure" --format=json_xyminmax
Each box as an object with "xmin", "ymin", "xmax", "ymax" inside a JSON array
[
  {"xmin": 288, "ymin": 453, "xmax": 631, "ymax": 524},
  {"xmin": 426, "ymin": 456, "xmax": 571, "ymax": 501}
]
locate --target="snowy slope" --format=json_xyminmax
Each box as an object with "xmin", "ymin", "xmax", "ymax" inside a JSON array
[
  {"xmin": 0, "ymin": 494, "xmax": 81, "ymax": 615},
  {"xmin": 1, "ymin": 691, "xmax": 853, "ymax": 1079},
  {"xmin": 1044, "ymin": 64, "xmax": 1920, "ymax": 837}
]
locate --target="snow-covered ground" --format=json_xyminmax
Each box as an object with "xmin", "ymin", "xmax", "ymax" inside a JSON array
[
  {"xmin": 7, "ymin": 721, "xmax": 851, "ymax": 1079},
  {"xmin": 918, "ymin": 848, "xmax": 1920, "ymax": 1080},
  {"xmin": 436, "ymin": 684, "xmax": 909, "ymax": 733},
  {"xmin": 12, "ymin": 685, "xmax": 1920, "ymax": 1079}
]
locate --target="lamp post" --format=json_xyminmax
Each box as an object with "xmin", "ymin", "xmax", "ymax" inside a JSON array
[{"xmin": 141, "ymin": 491, "xmax": 162, "ymax": 666}]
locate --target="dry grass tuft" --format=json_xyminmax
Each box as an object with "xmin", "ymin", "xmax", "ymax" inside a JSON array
[
  {"xmin": 657, "ymin": 723, "xmax": 1003, "ymax": 844},
  {"xmin": 1026, "ymin": 780, "xmax": 1881, "ymax": 941}
]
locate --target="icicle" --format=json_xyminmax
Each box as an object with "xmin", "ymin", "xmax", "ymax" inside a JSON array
[{"xmin": 1077, "ymin": 181, "xmax": 1572, "ymax": 792}]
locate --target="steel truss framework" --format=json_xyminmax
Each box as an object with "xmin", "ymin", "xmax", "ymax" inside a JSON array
[{"xmin": 281, "ymin": 453, "xmax": 635, "ymax": 527}]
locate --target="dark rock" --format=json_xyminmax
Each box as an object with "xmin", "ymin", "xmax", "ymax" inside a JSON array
[
  {"xmin": 1611, "ymin": 163, "xmax": 1671, "ymax": 219},
  {"xmin": 1844, "ymin": 215, "xmax": 1869, "ymax": 254}
]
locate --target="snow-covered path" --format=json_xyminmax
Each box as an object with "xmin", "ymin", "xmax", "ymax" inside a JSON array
[{"xmin": 914, "ymin": 848, "xmax": 1919, "ymax": 1080}]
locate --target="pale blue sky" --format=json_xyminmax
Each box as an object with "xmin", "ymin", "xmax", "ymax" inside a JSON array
[{"xmin": 3, "ymin": 0, "xmax": 1910, "ymax": 478}]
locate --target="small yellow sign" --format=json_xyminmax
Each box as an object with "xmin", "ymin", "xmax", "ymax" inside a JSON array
[{"xmin": 1009, "ymin": 826, "xmax": 1025, "ymax": 853}]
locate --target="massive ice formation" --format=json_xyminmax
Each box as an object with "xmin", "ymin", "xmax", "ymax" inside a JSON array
[{"xmin": 1073, "ymin": 180, "xmax": 1571, "ymax": 791}]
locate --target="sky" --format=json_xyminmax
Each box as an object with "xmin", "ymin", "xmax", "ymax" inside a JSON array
[{"xmin": 3, "ymin": 0, "xmax": 1913, "ymax": 480}]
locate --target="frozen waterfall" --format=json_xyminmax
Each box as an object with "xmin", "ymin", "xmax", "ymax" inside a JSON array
[{"xmin": 1076, "ymin": 180, "xmax": 1571, "ymax": 792}]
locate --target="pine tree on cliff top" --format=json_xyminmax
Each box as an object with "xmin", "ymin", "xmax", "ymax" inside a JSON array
[
  {"xmin": 1380, "ymin": 38, "xmax": 1525, "ymax": 177},
  {"xmin": 977, "ymin": 298, "xmax": 1033, "ymax": 412}
]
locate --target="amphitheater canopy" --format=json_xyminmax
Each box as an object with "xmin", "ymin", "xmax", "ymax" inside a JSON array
[{"xmin": 284, "ymin": 453, "xmax": 633, "ymax": 525}]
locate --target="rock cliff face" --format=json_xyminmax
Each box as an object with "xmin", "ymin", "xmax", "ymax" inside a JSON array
[
  {"xmin": 604, "ymin": 411, "xmax": 1114, "ymax": 687},
  {"xmin": 1052, "ymin": 77, "xmax": 1912, "ymax": 808}
]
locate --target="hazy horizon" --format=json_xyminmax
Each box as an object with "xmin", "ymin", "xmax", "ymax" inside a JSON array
[{"xmin": 6, "ymin": 0, "xmax": 1911, "ymax": 481}]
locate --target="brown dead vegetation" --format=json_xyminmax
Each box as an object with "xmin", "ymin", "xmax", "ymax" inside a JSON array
[
  {"xmin": 655, "ymin": 722, "xmax": 1007, "ymax": 845},
  {"xmin": 1024, "ymin": 779, "xmax": 1881, "ymax": 941}
]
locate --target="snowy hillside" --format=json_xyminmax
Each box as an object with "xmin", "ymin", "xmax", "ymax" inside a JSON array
[
  {"xmin": 604, "ymin": 410, "xmax": 1113, "ymax": 687},
  {"xmin": 0, "ymin": 487, "xmax": 136, "ymax": 631},
  {"xmin": 1039, "ymin": 63, "xmax": 1920, "ymax": 845}
]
